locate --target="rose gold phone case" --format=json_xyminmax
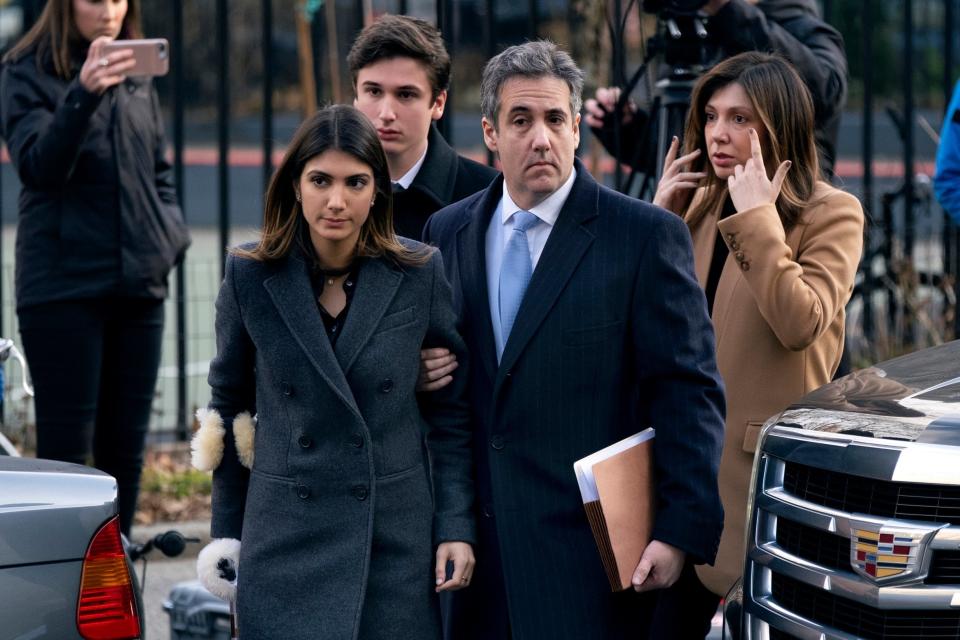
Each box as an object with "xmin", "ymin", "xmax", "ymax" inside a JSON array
[{"xmin": 102, "ymin": 38, "xmax": 169, "ymax": 77}]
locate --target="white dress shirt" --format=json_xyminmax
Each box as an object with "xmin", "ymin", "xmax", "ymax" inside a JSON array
[
  {"xmin": 393, "ymin": 144, "xmax": 428, "ymax": 189},
  {"xmin": 485, "ymin": 168, "xmax": 577, "ymax": 359}
]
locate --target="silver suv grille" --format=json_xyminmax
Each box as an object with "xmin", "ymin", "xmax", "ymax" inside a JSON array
[
  {"xmin": 742, "ymin": 428, "xmax": 960, "ymax": 640},
  {"xmin": 782, "ymin": 461, "xmax": 960, "ymax": 525}
]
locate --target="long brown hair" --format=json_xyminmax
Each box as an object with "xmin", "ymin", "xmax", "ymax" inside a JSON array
[
  {"xmin": 683, "ymin": 52, "xmax": 822, "ymax": 231},
  {"xmin": 236, "ymin": 105, "xmax": 430, "ymax": 266},
  {"xmin": 3, "ymin": 0, "xmax": 143, "ymax": 79}
]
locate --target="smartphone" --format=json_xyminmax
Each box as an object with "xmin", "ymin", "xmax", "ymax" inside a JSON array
[{"xmin": 101, "ymin": 38, "xmax": 169, "ymax": 77}]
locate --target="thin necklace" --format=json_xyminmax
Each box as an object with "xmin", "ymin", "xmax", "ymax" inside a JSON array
[{"xmin": 318, "ymin": 263, "xmax": 353, "ymax": 286}]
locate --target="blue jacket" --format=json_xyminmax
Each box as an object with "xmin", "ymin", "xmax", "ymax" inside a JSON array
[{"xmin": 935, "ymin": 79, "xmax": 960, "ymax": 225}]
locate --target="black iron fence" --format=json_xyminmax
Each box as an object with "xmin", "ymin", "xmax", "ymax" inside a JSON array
[{"xmin": 0, "ymin": 0, "xmax": 958, "ymax": 439}]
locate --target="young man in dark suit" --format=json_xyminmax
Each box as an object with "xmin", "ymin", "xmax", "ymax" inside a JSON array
[
  {"xmin": 348, "ymin": 15, "xmax": 497, "ymax": 240},
  {"xmin": 423, "ymin": 41, "xmax": 726, "ymax": 639}
]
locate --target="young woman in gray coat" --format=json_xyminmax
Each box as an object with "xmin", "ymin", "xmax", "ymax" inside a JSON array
[{"xmin": 193, "ymin": 105, "xmax": 475, "ymax": 639}]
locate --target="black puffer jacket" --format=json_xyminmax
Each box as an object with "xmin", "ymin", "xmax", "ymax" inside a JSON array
[
  {"xmin": 593, "ymin": 0, "xmax": 847, "ymax": 176},
  {"xmin": 1, "ymin": 48, "xmax": 189, "ymax": 310}
]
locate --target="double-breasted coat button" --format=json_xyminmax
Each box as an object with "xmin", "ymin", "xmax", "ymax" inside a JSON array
[
  {"xmin": 740, "ymin": 261, "xmax": 751, "ymax": 271},
  {"xmin": 735, "ymin": 251, "xmax": 745, "ymax": 261},
  {"xmin": 296, "ymin": 485, "xmax": 310, "ymax": 500},
  {"xmin": 730, "ymin": 240, "xmax": 740, "ymax": 250},
  {"xmin": 726, "ymin": 233, "xmax": 736, "ymax": 242},
  {"xmin": 298, "ymin": 435, "xmax": 313, "ymax": 449},
  {"xmin": 348, "ymin": 434, "xmax": 364, "ymax": 448},
  {"xmin": 281, "ymin": 382, "xmax": 294, "ymax": 397},
  {"xmin": 482, "ymin": 504, "xmax": 495, "ymax": 518},
  {"xmin": 352, "ymin": 485, "xmax": 369, "ymax": 501},
  {"xmin": 490, "ymin": 435, "xmax": 505, "ymax": 451},
  {"xmin": 379, "ymin": 378, "xmax": 394, "ymax": 393}
]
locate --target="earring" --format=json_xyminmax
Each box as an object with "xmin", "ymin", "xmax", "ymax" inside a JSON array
[{"xmin": 295, "ymin": 192, "xmax": 301, "ymax": 202}]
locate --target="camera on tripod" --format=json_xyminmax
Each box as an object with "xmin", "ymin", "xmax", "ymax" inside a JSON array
[
  {"xmin": 595, "ymin": 0, "xmax": 712, "ymax": 192},
  {"xmin": 641, "ymin": 0, "xmax": 708, "ymax": 14}
]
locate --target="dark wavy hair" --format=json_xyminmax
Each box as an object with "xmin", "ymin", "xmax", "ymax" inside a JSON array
[
  {"xmin": 682, "ymin": 52, "xmax": 823, "ymax": 232},
  {"xmin": 347, "ymin": 14, "xmax": 451, "ymax": 101},
  {"xmin": 235, "ymin": 105, "xmax": 429, "ymax": 266},
  {"xmin": 2, "ymin": 0, "xmax": 143, "ymax": 79}
]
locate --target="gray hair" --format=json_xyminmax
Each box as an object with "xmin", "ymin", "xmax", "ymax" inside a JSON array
[{"xmin": 480, "ymin": 40, "xmax": 584, "ymax": 126}]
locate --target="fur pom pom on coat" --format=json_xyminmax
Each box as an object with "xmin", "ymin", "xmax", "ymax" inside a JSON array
[
  {"xmin": 191, "ymin": 408, "xmax": 225, "ymax": 471},
  {"xmin": 233, "ymin": 412, "xmax": 256, "ymax": 469},
  {"xmin": 190, "ymin": 408, "xmax": 256, "ymax": 472}
]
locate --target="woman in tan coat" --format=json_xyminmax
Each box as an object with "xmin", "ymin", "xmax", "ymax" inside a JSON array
[{"xmin": 651, "ymin": 52, "xmax": 864, "ymax": 637}]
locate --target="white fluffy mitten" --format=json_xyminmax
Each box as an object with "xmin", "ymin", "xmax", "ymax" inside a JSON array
[{"xmin": 197, "ymin": 537, "xmax": 241, "ymax": 603}]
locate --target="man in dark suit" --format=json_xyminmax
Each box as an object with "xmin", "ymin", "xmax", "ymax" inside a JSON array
[
  {"xmin": 423, "ymin": 41, "xmax": 726, "ymax": 639},
  {"xmin": 348, "ymin": 15, "xmax": 497, "ymax": 240}
]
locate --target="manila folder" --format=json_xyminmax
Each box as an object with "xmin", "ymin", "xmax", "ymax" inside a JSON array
[
  {"xmin": 574, "ymin": 430, "xmax": 655, "ymax": 591},
  {"xmin": 593, "ymin": 437, "xmax": 654, "ymax": 590}
]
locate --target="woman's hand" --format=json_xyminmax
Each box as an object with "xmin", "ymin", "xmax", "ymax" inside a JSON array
[
  {"xmin": 417, "ymin": 347, "xmax": 457, "ymax": 392},
  {"xmin": 79, "ymin": 36, "xmax": 135, "ymax": 95},
  {"xmin": 652, "ymin": 136, "xmax": 706, "ymax": 214},
  {"xmin": 727, "ymin": 128, "xmax": 792, "ymax": 213},
  {"xmin": 435, "ymin": 541, "xmax": 475, "ymax": 592}
]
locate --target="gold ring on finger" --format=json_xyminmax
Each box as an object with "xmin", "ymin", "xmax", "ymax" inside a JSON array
[{"xmin": 99, "ymin": 57, "xmax": 109, "ymax": 67}]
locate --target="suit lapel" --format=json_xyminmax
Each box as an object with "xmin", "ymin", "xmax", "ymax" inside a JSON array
[
  {"xmin": 497, "ymin": 165, "xmax": 598, "ymax": 383},
  {"xmin": 263, "ymin": 254, "xmax": 362, "ymax": 419},
  {"xmin": 456, "ymin": 178, "xmax": 504, "ymax": 384},
  {"xmin": 334, "ymin": 257, "xmax": 402, "ymax": 374}
]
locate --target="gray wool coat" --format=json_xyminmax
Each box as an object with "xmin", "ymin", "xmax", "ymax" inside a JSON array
[{"xmin": 208, "ymin": 242, "xmax": 475, "ymax": 640}]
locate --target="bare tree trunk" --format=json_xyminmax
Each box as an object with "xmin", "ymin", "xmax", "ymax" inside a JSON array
[
  {"xmin": 296, "ymin": 3, "xmax": 317, "ymax": 115},
  {"xmin": 362, "ymin": 0, "xmax": 374, "ymax": 27},
  {"xmin": 325, "ymin": 0, "xmax": 342, "ymax": 103}
]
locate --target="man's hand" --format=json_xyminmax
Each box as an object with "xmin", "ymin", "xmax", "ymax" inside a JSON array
[
  {"xmin": 417, "ymin": 347, "xmax": 458, "ymax": 392},
  {"xmin": 631, "ymin": 540, "xmax": 686, "ymax": 592},
  {"xmin": 584, "ymin": 87, "xmax": 637, "ymax": 130}
]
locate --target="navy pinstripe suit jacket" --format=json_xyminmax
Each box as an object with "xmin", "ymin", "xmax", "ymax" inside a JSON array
[{"xmin": 424, "ymin": 160, "xmax": 725, "ymax": 640}]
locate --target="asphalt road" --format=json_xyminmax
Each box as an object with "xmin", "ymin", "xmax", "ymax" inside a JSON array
[
  {"xmin": 136, "ymin": 550, "xmax": 725, "ymax": 639},
  {"xmin": 140, "ymin": 555, "xmax": 196, "ymax": 640}
]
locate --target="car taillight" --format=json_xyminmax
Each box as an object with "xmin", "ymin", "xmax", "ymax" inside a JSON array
[{"xmin": 76, "ymin": 516, "xmax": 141, "ymax": 639}]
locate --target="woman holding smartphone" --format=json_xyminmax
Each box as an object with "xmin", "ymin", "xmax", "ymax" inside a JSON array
[
  {"xmin": 1, "ymin": 0, "xmax": 188, "ymax": 535},
  {"xmin": 649, "ymin": 52, "xmax": 864, "ymax": 637},
  {"xmin": 193, "ymin": 105, "xmax": 475, "ymax": 639}
]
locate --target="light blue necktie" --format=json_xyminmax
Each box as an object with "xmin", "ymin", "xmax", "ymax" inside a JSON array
[{"xmin": 499, "ymin": 210, "xmax": 540, "ymax": 349}]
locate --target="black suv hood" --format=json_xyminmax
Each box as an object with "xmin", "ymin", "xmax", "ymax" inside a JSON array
[{"xmin": 774, "ymin": 340, "xmax": 960, "ymax": 445}]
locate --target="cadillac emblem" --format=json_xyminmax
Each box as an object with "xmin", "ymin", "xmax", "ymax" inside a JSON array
[{"xmin": 849, "ymin": 520, "xmax": 942, "ymax": 583}]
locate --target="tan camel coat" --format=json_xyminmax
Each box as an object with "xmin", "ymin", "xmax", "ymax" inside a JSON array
[{"xmin": 687, "ymin": 182, "xmax": 864, "ymax": 595}]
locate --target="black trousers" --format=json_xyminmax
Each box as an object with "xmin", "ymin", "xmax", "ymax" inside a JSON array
[
  {"xmin": 647, "ymin": 561, "xmax": 722, "ymax": 639},
  {"xmin": 19, "ymin": 297, "xmax": 165, "ymax": 535}
]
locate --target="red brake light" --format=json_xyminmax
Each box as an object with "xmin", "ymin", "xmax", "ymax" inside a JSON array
[{"xmin": 76, "ymin": 516, "xmax": 141, "ymax": 639}]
